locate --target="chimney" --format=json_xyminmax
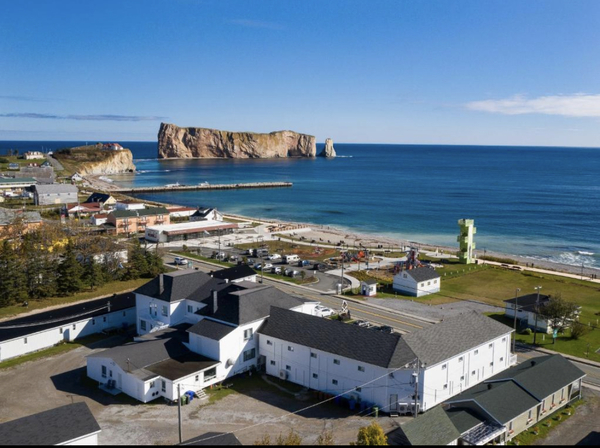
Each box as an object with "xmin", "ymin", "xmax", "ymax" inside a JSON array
[
  {"xmin": 487, "ymin": 383, "xmax": 492, "ymax": 390},
  {"xmin": 212, "ymin": 290, "xmax": 218, "ymax": 313},
  {"xmin": 225, "ymin": 278, "xmax": 229, "ymax": 284},
  {"xmin": 159, "ymin": 274, "xmax": 164, "ymax": 295},
  {"xmin": 531, "ymin": 360, "xmax": 536, "ymax": 367}
]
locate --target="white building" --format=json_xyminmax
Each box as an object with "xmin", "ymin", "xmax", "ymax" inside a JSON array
[
  {"xmin": 115, "ymin": 200, "xmax": 146, "ymax": 211},
  {"xmin": 504, "ymin": 293, "xmax": 580, "ymax": 334},
  {"xmin": 259, "ymin": 309, "xmax": 515, "ymax": 414},
  {"xmin": 0, "ymin": 402, "xmax": 101, "ymax": 445},
  {"xmin": 361, "ymin": 280, "xmax": 377, "ymax": 297},
  {"xmin": 23, "ymin": 151, "xmax": 45, "ymax": 160},
  {"xmin": 0, "ymin": 293, "xmax": 135, "ymax": 362},
  {"xmin": 144, "ymin": 220, "xmax": 237, "ymax": 243},
  {"xmin": 33, "ymin": 184, "xmax": 78, "ymax": 205},
  {"xmin": 190, "ymin": 207, "xmax": 223, "ymax": 222},
  {"xmin": 90, "ymin": 213, "xmax": 108, "ymax": 226},
  {"xmin": 393, "ymin": 267, "xmax": 441, "ymax": 297},
  {"xmin": 86, "ymin": 269, "xmax": 318, "ymax": 403},
  {"xmin": 210, "ymin": 265, "xmax": 257, "ymax": 283}
]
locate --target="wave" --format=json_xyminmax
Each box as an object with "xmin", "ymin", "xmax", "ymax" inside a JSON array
[
  {"xmin": 133, "ymin": 158, "xmax": 158, "ymax": 162},
  {"xmin": 527, "ymin": 251, "xmax": 598, "ymax": 269},
  {"xmin": 137, "ymin": 169, "xmax": 171, "ymax": 174},
  {"xmin": 578, "ymin": 251, "xmax": 594, "ymax": 256},
  {"xmin": 336, "ymin": 155, "xmax": 353, "ymax": 158}
]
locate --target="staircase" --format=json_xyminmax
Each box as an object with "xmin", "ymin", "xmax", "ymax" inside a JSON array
[{"xmin": 195, "ymin": 389, "xmax": 208, "ymax": 400}]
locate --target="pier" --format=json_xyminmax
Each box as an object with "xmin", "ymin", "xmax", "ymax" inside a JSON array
[{"xmin": 111, "ymin": 181, "xmax": 293, "ymax": 194}]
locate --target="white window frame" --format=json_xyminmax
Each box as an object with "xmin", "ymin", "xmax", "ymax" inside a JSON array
[
  {"xmin": 244, "ymin": 328, "xmax": 253, "ymax": 341},
  {"xmin": 333, "ymin": 359, "xmax": 340, "ymax": 365}
]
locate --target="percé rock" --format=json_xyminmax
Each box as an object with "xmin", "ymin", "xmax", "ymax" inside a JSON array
[
  {"xmin": 75, "ymin": 149, "xmax": 136, "ymax": 176},
  {"xmin": 318, "ymin": 138, "xmax": 336, "ymax": 158},
  {"xmin": 157, "ymin": 123, "xmax": 316, "ymax": 159}
]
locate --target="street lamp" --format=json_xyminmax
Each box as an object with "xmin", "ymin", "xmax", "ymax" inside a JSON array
[
  {"xmin": 533, "ymin": 286, "xmax": 542, "ymax": 345},
  {"xmin": 512, "ymin": 288, "xmax": 521, "ymax": 353}
]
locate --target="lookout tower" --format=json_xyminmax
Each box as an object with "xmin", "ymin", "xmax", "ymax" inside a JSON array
[{"xmin": 457, "ymin": 219, "xmax": 476, "ymax": 264}]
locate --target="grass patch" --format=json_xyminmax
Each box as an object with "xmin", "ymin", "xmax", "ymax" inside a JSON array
[
  {"xmin": 0, "ymin": 277, "xmax": 150, "ymax": 320},
  {"xmin": 509, "ymin": 400, "xmax": 584, "ymax": 445},
  {"xmin": 0, "ymin": 333, "xmax": 114, "ymax": 370}
]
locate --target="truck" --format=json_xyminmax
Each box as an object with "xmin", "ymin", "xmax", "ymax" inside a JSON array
[{"xmin": 284, "ymin": 254, "xmax": 300, "ymax": 264}]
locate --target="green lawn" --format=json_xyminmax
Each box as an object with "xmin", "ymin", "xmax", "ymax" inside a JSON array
[{"xmin": 0, "ymin": 277, "xmax": 150, "ymax": 320}]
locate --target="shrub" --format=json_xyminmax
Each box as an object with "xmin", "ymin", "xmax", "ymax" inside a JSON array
[
  {"xmin": 521, "ymin": 328, "xmax": 533, "ymax": 335},
  {"xmin": 0, "ymin": 157, "xmax": 9, "ymax": 163},
  {"xmin": 570, "ymin": 322, "xmax": 590, "ymax": 340}
]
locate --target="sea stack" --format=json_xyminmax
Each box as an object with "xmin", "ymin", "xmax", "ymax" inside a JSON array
[
  {"xmin": 157, "ymin": 123, "xmax": 316, "ymax": 159},
  {"xmin": 318, "ymin": 138, "xmax": 336, "ymax": 158}
]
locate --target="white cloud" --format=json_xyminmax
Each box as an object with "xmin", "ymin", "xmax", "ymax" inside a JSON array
[{"xmin": 465, "ymin": 94, "xmax": 600, "ymax": 117}]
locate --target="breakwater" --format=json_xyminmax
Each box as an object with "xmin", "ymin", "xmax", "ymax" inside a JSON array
[{"xmin": 112, "ymin": 181, "xmax": 292, "ymax": 194}]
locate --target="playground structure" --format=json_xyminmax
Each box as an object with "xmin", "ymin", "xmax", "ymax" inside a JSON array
[{"xmin": 393, "ymin": 247, "xmax": 423, "ymax": 274}]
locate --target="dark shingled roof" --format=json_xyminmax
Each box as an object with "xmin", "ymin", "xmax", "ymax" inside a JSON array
[
  {"xmin": 445, "ymin": 407, "xmax": 487, "ymax": 434},
  {"xmin": 85, "ymin": 192, "xmax": 112, "ymax": 204},
  {"xmin": 135, "ymin": 270, "xmax": 230, "ymax": 304},
  {"xmin": 210, "ymin": 264, "xmax": 256, "ymax": 282},
  {"xmin": 146, "ymin": 351, "xmax": 219, "ymax": 381},
  {"xmin": 403, "ymin": 311, "xmax": 513, "ymax": 367},
  {"xmin": 259, "ymin": 307, "xmax": 417, "ymax": 368},
  {"xmin": 504, "ymin": 293, "xmax": 551, "ymax": 313},
  {"xmin": 405, "ymin": 267, "xmax": 441, "ymax": 282},
  {"xmin": 188, "ymin": 319, "xmax": 236, "ymax": 340},
  {"xmin": 197, "ymin": 286, "xmax": 307, "ymax": 326},
  {"xmin": 0, "ymin": 402, "xmax": 100, "ymax": 445},
  {"xmin": 387, "ymin": 405, "xmax": 461, "ymax": 446},
  {"xmin": 180, "ymin": 432, "xmax": 242, "ymax": 446}
]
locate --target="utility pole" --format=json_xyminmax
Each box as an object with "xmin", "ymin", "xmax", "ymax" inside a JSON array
[
  {"xmin": 340, "ymin": 253, "xmax": 345, "ymax": 294},
  {"xmin": 512, "ymin": 288, "xmax": 521, "ymax": 353},
  {"xmin": 533, "ymin": 286, "xmax": 542, "ymax": 345},
  {"xmin": 413, "ymin": 359, "xmax": 420, "ymax": 418},
  {"xmin": 177, "ymin": 383, "xmax": 182, "ymax": 444}
]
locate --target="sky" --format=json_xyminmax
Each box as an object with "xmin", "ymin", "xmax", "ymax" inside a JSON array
[{"xmin": 1, "ymin": 0, "xmax": 599, "ymax": 146}]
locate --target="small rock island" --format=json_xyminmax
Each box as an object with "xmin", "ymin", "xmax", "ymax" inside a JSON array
[{"xmin": 318, "ymin": 138, "xmax": 336, "ymax": 158}]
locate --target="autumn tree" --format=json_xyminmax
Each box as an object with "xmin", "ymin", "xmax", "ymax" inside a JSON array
[
  {"xmin": 537, "ymin": 294, "xmax": 580, "ymax": 343},
  {"xmin": 354, "ymin": 422, "xmax": 388, "ymax": 446}
]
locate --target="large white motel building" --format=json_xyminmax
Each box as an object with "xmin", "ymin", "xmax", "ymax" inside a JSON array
[{"xmin": 87, "ymin": 267, "xmax": 516, "ymax": 412}]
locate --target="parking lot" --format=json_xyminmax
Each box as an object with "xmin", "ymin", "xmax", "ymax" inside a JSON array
[{"xmin": 0, "ymin": 336, "xmax": 403, "ymax": 445}]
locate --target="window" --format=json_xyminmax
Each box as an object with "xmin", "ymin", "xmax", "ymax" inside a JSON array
[
  {"xmin": 102, "ymin": 366, "xmax": 107, "ymax": 378},
  {"xmin": 24, "ymin": 337, "xmax": 28, "ymax": 344},
  {"xmin": 140, "ymin": 320, "xmax": 147, "ymax": 331},
  {"xmin": 552, "ymin": 394, "xmax": 555, "ymax": 405},
  {"xmin": 472, "ymin": 370, "xmax": 476, "ymax": 376},
  {"xmin": 443, "ymin": 384, "xmax": 448, "ymax": 390},
  {"xmin": 356, "ymin": 387, "xmax": 362, "ymax": 392},
  {"xmin": 73, "ymin": 324, "xmax": 76, "ymax": 330},
  {"xmin": 403, "ymin": 273, "xmax": 407, "ymax": 278},
  {"xmin": 489, "ymin": 343, "xmax": 493, "ymax": 349},
  {"xmin": 500, "ymin": 357, "xmax": 504, "ymax": 362},
  {"xmin": 187, "ymin": 305, "xmax": 193, "ymax": 313},
  {"xmin": 332, "ymin": 379, "xmax": 338, "ymax": 385},
  {"xmin": 104, "ymin": 316, "xmax": 107, "ymax": 322},
  {"xmin": 243, "ymin": 348, "xmax": 256, "ymax": 362},
  {"xmin": 502, "ymin": 337, "xmax": 506, "ymax": 342},
  {"xmin": 204, "ymin": 367, "xmax": 216, "ymax": 382},
  {"xmin": 285, "ymin": 365, "xmax": 291, "ymax": 371},
  {"xmin": 59, "ymin": 327, "xmax": 63, "ymax": 335},
  {"xmin": 474, "ymin": 350, "xmax": 478, "ymax": 355},
  {"xmin": 267, "ymin": 340, "xmax": 273, "ymax": 346},
  {"xmin": 311, "ymin": 352, "xmax": 317, "ymax": 359},
  {"xmin": 161, "ymin": 380, "xmax": 166, "ymax": 392},
  {"xmin": 509, "ymin": 421, "xmax": 514, "ymax": 433},
  {"xmin": 528, "ymin": 410, "xmax": 533, "ymax": 420},
  {"xmin": 195, "ymin": 375, "xmax": 199, "ymax": 382},
  {"xmin": 92, "ymin": 319, "xmax": 95, "ymax": 325},
  {"xmin": 427, "ymin": 281, "xmax": 431, "ymax": 285},
  {"xmin": 434, "ymin": 279, "xmax": 438, "ymax": 284},
  {"xmin": 312, "ymin": 373, "xmax": 318, "ymax": 379},
  {"xmin": 149, "ymin": 381, "xmax": 155, "ymax": 388},
  {"xmin": 288, "ymin": 346, "xmax": 294, "ymax": 352},
  {"xmin": 442, "ymin": 364, "xmax": 447, "ymax": 370},
  {"xmin": 244, "ymin": 328, "xmax": 253, "ymax": 341},
  {"xmin": 270, "ymin": 360, "xmax": 276, "ymax": 366},
  {"xmin": 333, "ymin": 359, "xmax": 340, "ymax": 365},
  {"xmin": 561, "ymin": 389, "xmax": 565, "ymax": 401},
  {"xmin": 458, "ymin": 357, "xmax": 463, "ymax": 362},
  {"xmin": 358, "ymin": 366, "xmax": 365, "ymax": 372},
  {"xmin": 490, "ymin": 362, "xmax": 494, "ymax": 367},
  {"xmin": 460, "ymin": 376, "xmax": 465, "ymax": 381},
  {"xmin": 161, "ymin": 305, "xmax": 168, "ymax": 317},
  {"xmin": 420, "ymin": 283, "xmax": 425, "ymax": 287}
]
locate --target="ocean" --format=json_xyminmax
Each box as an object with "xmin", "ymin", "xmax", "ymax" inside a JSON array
[{"xmin": 2, "ymin": 140, "xmax": 599, "ymax": 269}]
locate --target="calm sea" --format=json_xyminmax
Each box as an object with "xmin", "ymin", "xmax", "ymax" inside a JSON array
[{"xmin": 2, "ymin": 140, "xmax": 599, "ymax": 269}]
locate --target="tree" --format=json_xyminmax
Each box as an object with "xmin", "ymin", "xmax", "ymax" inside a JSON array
[
  {"xmin": 570, "ymin": 321, "xmax": 590, "ymax": 340},
  {"xmin": 145, "ymin": 245, "xmax": 166, "ymax": 277},
  {"xmin": 0, "ymin": 240, "xmax": 27, "ymax": 306},
  {"xmin": 353, "ymin": 422, "xmax": 388, "ymax": 446},
  {"xmin": 253, "ymin": 430, "xmax": 302, "ymax": 445},
  {"xmin": 123, "ymin": 239, "xmax": 148, "ymax": 280},
  {"xmin": 317, "ymin": 430, "xmax": 335, "ymax": 445},
  {"xmin": 57, "ymin": 240, "xmax": 84, "ymax": 296},
  {"xmin": 83, "ymin": 257, "xmax": 104, "ymax": 291},
  {"xmin": 537, "ymin": 294, "xmax": 580, "ymax": 344}
]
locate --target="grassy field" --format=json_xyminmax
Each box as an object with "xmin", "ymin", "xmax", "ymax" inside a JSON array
[
  {"xmin": 0, "ymin": 277, "xmax": 150, "ymax": 320},
  {"xmin": 0, "ymin": 155, "xmax": 47, "ymax": 170}
]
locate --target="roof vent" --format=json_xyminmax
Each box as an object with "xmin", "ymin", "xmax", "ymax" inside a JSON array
[
  {"xmin": 159, "ymin": 274, "xmax": 164, "ymax": 295},
  {"xmin": 531, "ymin": 360, "xmax": 536, "ymax": 367},
  {"xmin": 212, "ymin": 290, "xmax": 218, "ymax": 313},
  {"xmin": 487, "ymin": 383, "xmax": 492, "ymax": 390}
]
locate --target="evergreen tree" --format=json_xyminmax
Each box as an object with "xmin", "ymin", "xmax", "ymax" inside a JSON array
[
  {"xmin": 57, "ymin": 241, "xmax": 84, "ymax": 296},
  {"xmin": 145, "ymin": 247, "xmax": 166, "ymax": 277},
  {"xmin": 124, "ymin": 239, "xmax": 148, "ymax": 280},
  {"xmin": 83, "ymin": 257, "xmax": 104, "ymax": 291},
  {"xmin": 0, "ymin": 241, "xmax": 27, "ymax": 306}
]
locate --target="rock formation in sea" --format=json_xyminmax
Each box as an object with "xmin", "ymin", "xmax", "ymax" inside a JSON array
[
  {"xmin": 318, "ymin": 138, "xmax": 336, "ymax": 158},
  {"xmin": 157, "ymin": 123, "xmax": 316, "ymax": 159}
]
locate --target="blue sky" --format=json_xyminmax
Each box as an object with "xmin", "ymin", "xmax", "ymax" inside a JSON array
[{"xmin": 1, "ymin": 0, "xmax": 599, "ymax": 146}]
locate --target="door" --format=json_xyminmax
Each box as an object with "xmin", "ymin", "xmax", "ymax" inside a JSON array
[
  {"xmin": 389, "ymin": 394, "xmax": 399, "ymax": 413},
  {"xmin": 117, "ymin": 373, "xmax": 122, "ymax": 390}
]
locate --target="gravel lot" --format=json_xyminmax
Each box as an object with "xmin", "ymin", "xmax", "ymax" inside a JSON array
[{"xmin": 0, "ymin": 336, "xmax": 403, "ymax": 445}]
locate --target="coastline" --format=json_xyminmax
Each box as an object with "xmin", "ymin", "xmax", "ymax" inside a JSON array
[{"xmin": 83, "ymin": 175, "xmax": 600, "ymax": 278}]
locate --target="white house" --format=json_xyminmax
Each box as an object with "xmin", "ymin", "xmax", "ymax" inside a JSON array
[
  {"xmin": 167, "ymin": 206, "xmax": 197, "ymax": 218},
  {"xmin": 0, "ymin": 402, "xmax": 101, "ymax": 445},
  {"xmin": 393, "ymin": 267, "xmax": 441, "ymax": 297},
  {"xmin": 115, "ymin": 200, "xmax": 146, "ymax": 211},
  {"xmin": 0, "ymin": 293, "xmax": 135, "ymax": 362},
  {"xmin": 86, "ymin": 269, "xmax": 318, "ymax": 403},
  {"xmin": 90, "ymin": 213, "xmax": 108, "ymax": 226},
  {"xmin": 190, "ymin": 207, "xmax": 223, "ymax": 222},
  {"xmin": 259, "ymin": 309, "xmax": 515, "ymax": 414},
  {"xmin": 23, "ymin": 151, "xmax": 45, "ymax": 160},
  {"xmin": 361, "ymin": 280, "xmax": 377, "ymax": 297},
  {"xmin": 210, "ymin": 265, "xmax": 257, "ymax": 283}
]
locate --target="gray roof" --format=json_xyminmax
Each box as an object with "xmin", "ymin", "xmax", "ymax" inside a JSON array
[
  {"xmin": 0, "ymin": 208, "xmax": 42, "ymax": 226},
  {"xmin": 403, "ymin": 311, "xmax": 513, "ymax": 367},
  {"xmin": 446, "ymin": 355, "xmax": 585, "ymax": 425},
  {"xmin": 0, "ymin": 176, "xmax": 37, "ymax": 184},
  {"xmin": 85, "ymin": 192, "xmax": 113, "ymax": 203},
  {"xmin": 188, "ymin": 319, "xmax": 236, "ymax": 340},
  {"xmin": 210, "ymin": 264, "xmax": 256, "ymax": 282},
  {"xmin": 181, "ymin": 432, "xmax": 242, "ymax": 446},
  {"xmin": 405, "ymin": 267, "xmax": 441, "ymax": 282},
  {"xmin": 88, "ymin": 325, "xmax": 219, "ymax": 381},
  {"xmin": 259, "ymin": 307, "xmax": 417, "ymax": 368},
  {"xmin": 0, "ymin": 402, "xmax": 100, "ymax": 445},
  {"xmin": 33, "ymin": 183, "xmax": 78, "ymax": 194},
  {"xmin": 444, "ymin": 407, "xmax": 487, "ymax": 434},
  {"xmin": 388, "ymin": 405, "xmax": 461, "ymax": 446},
  {"xmin": 504, "ymin": 293, "xmax": 551, "ymax": 313},
  {"xmin": 135, "ymin": 270, "xmax": 228, "ymax": 303},
  {"xmin": 110, "ymin": 206, "xmax": 168, "ymax": 218}
]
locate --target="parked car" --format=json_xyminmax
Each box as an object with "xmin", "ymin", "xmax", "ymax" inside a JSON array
[
  {"xmin": 297, "ymin": 259, "xmax": 311, "ymax": 267},
  {"xmin": 248, "ymin": 258, "xmax": 255, "ymax": 265},
  {"xmin": 284, "ymin": 268, "xmax": 293, "ymax": 276},
  {"xmin": 315, "ymin": 305, "xmax": 334, "ymax": 318},
  {"xmin": 376, "ymin": 325, "xmax": 394, "ymax": 334},
  {"xmin": 273, "ymin": 266, "xmax": 282, "ymax": 274},
  {"xmin": 254, "ymin": 263, "xmax": 262, "ymax": 270},
  {"xmin": 174, "ymin": 257, "xmax": 187, "ymax": 265},
  {"xmin": 263, "ymin": 263, "xmax": 273, "ymax": 270},
  {"xmin": 268, "ymin": 253, "xmax": 282, "ymax": 261},
  {"xmin": 288, "ymin": 270, "xmax": 300, "ymax": 277},
  {"xmin": 353, "ymin": 320, "xmax": 372, "ymax": 328}
]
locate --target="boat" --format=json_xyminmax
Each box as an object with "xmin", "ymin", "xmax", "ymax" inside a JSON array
[{"xmin": 165, "ymin": 182, "xmax": 181, "ymax": 188}]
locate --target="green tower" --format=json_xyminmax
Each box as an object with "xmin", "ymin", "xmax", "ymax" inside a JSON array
[{"xmin": 457, "ymin": 219, "xmax": 476, "ymax": 264}]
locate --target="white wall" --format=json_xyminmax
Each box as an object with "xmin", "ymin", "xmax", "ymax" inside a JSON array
[
  {"xmin": 86, "ymin": 356, "xmax": 155, "ymax": 402},
  {"xmin": 60, "ymin": 432, "xmax": 100, "ymax": 446},
  {"xmin": 0, "ymin": 308, "xmax": 135, "ymax": 362},
  {"xmin": 392, "ymin": 273, "xmax": 440, "ymax": 297},
  {"xmin": 420, "ymin": 332, "xmax": 512, "ymax": 411}
]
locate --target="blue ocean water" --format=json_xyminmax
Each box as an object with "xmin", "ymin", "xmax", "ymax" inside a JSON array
[{"xmin": 2, "ymin": 140, "xmax": 600, "ymax": 268}]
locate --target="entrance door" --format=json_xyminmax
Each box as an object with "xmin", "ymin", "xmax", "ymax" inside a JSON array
[{"xmin": 389, "ymin": 394, "xmax": 399, "ymax": 413}]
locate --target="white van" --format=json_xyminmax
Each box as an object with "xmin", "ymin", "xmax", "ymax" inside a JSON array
[{"xmin": 284, "ymin": 254, "xmax": 300, "ymax": 264}]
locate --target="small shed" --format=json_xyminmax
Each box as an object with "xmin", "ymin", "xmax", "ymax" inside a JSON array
[{"xmin": 361, "ymin": 280, "xmax": 377, "ymax": 297}]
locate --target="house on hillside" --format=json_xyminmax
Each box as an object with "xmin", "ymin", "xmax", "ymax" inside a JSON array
[
  {"xmin": 66, "ymin": 202, "xmax": 102, "ymax": 217},
  {"xmin": 190, "ymin": 207, "xmax": 223, "ymax": 222},
  {"xmin": 0, "ymin": 402, "xmax": 101, "ymax": 446},
  {"xmin": 22, "ymin": 150, "xmax": 45, "ymax": 160},
  {"xmin": 85, "ymin": 192, "xmax": 117, "ymax": 207},
  {"xmin": 33, "ymin": 183, "xmax": 78, "ymax": 205},
  {"xmin": 504, "ymin": 294, "xmax": 581, "ymax": 334},
  {"xmin": 0, "ymin": 208, "xmax": 42, "ymax": 234},
  {"xmin": 107, "ymin": 207, "xmax": 169, "ymax": 235},
  {"xmin": 393, "ymin": 267, "xmax": 441, "ymax": 297},
  {"xmin": 259, "ymin": 309, "xmax": 515, "ymax": 414},
  {"xmin": 210, "ymin": 264, "xmax": 257, "ymax": 283},
  {"xmin": 103, "ymin": 143, "xmax": 124, "ymax": 151},
  {"xmin": 115, "ymin": 200, "xmax": 146, "ymax": 210}
]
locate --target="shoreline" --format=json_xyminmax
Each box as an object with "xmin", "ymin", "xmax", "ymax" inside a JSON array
[{"xmin": 84, "ymin": 175, "xmax": 600, "ymax": 277}]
